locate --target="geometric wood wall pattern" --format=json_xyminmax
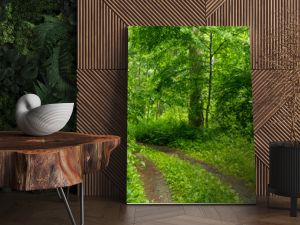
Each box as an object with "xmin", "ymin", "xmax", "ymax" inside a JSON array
[{"xmin": 77, "ymin": 0, "xmax": 300, "ymax": 201}]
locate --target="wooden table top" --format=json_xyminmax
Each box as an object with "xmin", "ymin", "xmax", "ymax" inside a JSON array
[
  {"xmin": 0, "ymin": 132, "xmax": 120, "ymax": 191},
  {"xmin": 0, "ymin": 131, "xmax": 120, "ymax": 151}
]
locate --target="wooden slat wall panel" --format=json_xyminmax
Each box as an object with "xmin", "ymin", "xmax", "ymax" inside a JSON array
[
  {"xmin": 252, "ymin": 70, "xmax": 294, "ymax": 131},
  {"xmin": 256, "ymin": 157, "xmax": 269, "ymax": 196},
  {"xmin": 77, "ymin": 0, "xmax": 300, "ymax": 200},
  {"xmin": 83, "ymin": 172, "xmax": 124, "ymax": 199},
  {"xmin": 77, "ymin": 0, "xmax": 127, "ymax": 69},
  {"xmin": 77, "ymin": 70, "xmax": 127, "ymax": 136},
  {"xmin": 207, "ymin": 0, "xmax": 300, "ymax": 70},
  {"xmin": 206, "ymin": 0, "xmax": 226, "ymax": 18},
  {"xmin": 207, "ymin": 0, "xmax": 300, "ymax": 196},
  {"xmin": 104, "ymin": 0, "xmax": 207, "ymax": 26},
  {"xmin": 255, "ymin": 103, "xmax": 293, "ymax": 166},
  {"xmin": 207, "ymin": 0, "xmax": 252, "ymax": 25},
  {"xmin": 77, "ymin": 69, "xmax": 127, "ymax": 200}
]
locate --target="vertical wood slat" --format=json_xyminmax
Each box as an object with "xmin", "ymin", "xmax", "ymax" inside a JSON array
[
  {"xmin": 207, "ymin": 0, "xmax": 300, "ymax": 70},
  {"xmin": 77, "ymin": 0, "xmax": 300, "ymax": 200},
  {"xmin": 256, "ymin": 157, "xmax": 269, "ymax": 196},
  {"xmin": 77, "ymin": 0, "xmax": 127, "ymax": 70},
  {"xmin": 82, "ymin": 172, "xmax": 123, "ymax": 198}
]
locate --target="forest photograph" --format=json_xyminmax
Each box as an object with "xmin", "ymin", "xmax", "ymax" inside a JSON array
[{"xmin": 127, "ymin": 26, "xmax": 255, "ymax": 204}]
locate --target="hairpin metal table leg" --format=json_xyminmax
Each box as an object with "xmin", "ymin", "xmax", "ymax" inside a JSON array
[
  {"xmin": 56, "ymin": 183, "xmax": 84, "ymax": 225},
  {"xmin": 57, "ymin": 187, "xmax": 70, "ymax": 200}
]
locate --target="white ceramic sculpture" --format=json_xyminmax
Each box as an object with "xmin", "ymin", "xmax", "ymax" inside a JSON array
[{"xmin": 16, "ymin": 94, "xmax": 74, "ymax": 136}]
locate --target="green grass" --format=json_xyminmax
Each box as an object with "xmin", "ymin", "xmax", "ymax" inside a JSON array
[
  {"xmin": 131, "ymin": 120, "xmax": 255, "ymax": 191},
  {"xmin": 132, "ymin": 119, "xmax": 198, "ymax": 145},
  {"xmin": 127, "ymin": 139, "xmax": 148, "ymax": 203},
  {"xmin": 171, "ymin": 134, "xmax": 255, "ymax": 190},
  {"xmin": 140, "ymin": 145, "xmax": 241, "ymax": 203},
  {"xmin": 127, "ymin": 122, "xmax": 255, "ymax": 203}
]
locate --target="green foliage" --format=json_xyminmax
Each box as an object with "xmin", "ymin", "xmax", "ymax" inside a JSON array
[
  {"xmin": 0, "ymin": 3, "xmax": 35, "ymax": 54},
  {"xmin": 128, "ymin": 27, "xmax": 193, "ymax": 124},
  {"xmin": 32, "ymin": 15, "xmax": 76, "ymax": 131},
  {"xmin": 128, "ymin": 26, "xmax": 254, "ymax": 203},
  {"xmin": 127, "ymin": 138, "xmax": 148, "ymax": 203},
  {"xmin": 140, "ymin": 145, "xmax": 241, "ymax": 203},
  {"xmin": 0, "ymin": 3, "xmax": 14, "ymax": 44},
  {"xmin": 8, "ymin": 0, "xmax": 62, "ymax": 24},
  {"xmin": 171, "ymin": 134, "xmax": 256, "ymax": 190},
  {"xmin": 132, "ymin": 119, "xmax": 255, "ymax": 190},
  {"xmin": 132, "ymin": 119, "xmax": 198, "ymax": 145},
  {"xmin": 0, "ymin": 44, "xmax": 37, "ymax": 95},
  {"xmin": 0, "ymin": 1, "xmax": 75, "ymax": 54},
  {"xmin": 129, "ymin": 26, "xmax": 191, "ymax": 53},
  {"xmin": 213, "ymin": 69, "xmax": 253, "ymax": 137},
  {"xmin": 128, "ymin": 26, "xmax": 252, "ymax": 133},
  {"xmin": 0, "ymin": 44, "xmax": 38, "ymax": 129},
  {"xmin": 33, "ymin": 16, "xmax": 76, "ymax": 104},
  {"xmin": 0, "ymin": 0, "xmax": 77, "ymax": 131},
  {"xmin": 0, "ymin": 96, "xmax": 17, "ymax": 130}
]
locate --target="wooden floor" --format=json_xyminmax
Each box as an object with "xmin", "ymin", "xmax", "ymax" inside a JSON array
[{"xmin": 0, "ymin": 192, "xmax": 300, "ymax": 225}]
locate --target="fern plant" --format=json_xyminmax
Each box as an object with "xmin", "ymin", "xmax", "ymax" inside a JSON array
[{"xmin": 33, "ymin": 15, "xmax": 76, "ymax": 130}]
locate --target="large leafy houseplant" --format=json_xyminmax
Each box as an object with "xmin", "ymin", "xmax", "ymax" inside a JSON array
[
  {"xmin": 33, "ymin": 14, "xmax": 77, "ymax": 131},
  {"xmin": 33, "ymin": 15, "xmax": 76, "ymax": 103},
  {"xmin": 0, "ymin": 44, "xmax": 37, "ymax": 129},
  {"xmin": 0, "ymin": 0, "xmax": 77, "ymax": 131}
]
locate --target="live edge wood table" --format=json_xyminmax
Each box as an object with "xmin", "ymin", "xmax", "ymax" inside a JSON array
[{"xmin": 0, "ymin": 131, "xmax": 120, "ymax": 225}]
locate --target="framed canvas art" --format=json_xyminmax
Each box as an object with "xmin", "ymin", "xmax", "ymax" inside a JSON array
[{"xmin": 127, "ymin": 26, "xmax": 255, "ymax": 204}]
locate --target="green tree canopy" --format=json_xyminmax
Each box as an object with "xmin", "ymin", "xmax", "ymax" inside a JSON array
[{"xmin": 128, "ymin": 26, "xmax": 251, "ymax": 135}]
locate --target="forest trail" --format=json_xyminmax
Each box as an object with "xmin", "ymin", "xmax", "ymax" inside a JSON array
[
  {"xmin": 135, "ymin": 153, "xmax": 173, "ymax": 203},
  {"xmin": 140, "ymin": 143, "xmax": 255, "ymax": 204}
]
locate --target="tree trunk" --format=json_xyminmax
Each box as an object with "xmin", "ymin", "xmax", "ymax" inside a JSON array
[
  {"xmin": 156, "ymin": 100, "xmax": 163, "ymax": 119},
  {"xmin": 188, "ymin": 43, "xmax": 204, "ymax": 127},
  {"xmin": 205, "ymin": 32, "xmax": 213, "ymax": 128},
  {"xmin": 188, "ymin": 89, "xmax": 204, "ymax": 127}
]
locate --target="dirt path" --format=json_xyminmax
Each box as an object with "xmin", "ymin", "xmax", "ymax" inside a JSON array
[
  {"xmin": 135, "ymin": 153, "xmax": 172, "ymax": 203},
  {"xmin": 141, "ymin": 143, "xmax": 256, "ymax": 204}
]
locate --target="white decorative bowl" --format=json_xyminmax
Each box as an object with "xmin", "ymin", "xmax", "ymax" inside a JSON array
[{"xmin": 16, "ymin": 94, "xmax": 74, "ymax": 136}]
